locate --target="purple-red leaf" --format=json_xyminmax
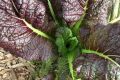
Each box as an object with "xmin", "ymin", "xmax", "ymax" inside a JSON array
[
  {"xmin": 61, "ymin": 0, "xmax": 85, "ymax": 23},
  {"xmin": 12, "ymin": 0, "xmax": 46, "ymax": 30},
  {"xmin": 0, "ymin": 0, "xmax": 55, "ymax": 60}
]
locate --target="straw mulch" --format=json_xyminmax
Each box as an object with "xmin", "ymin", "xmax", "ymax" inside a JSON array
[{"xmin": 0, "ymin": 48, "xmax": 34, "ymax": 80}]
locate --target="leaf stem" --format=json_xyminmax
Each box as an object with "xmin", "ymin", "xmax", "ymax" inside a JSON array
[
  {"xmin": 72, "ymin": 0, "xmax": 88, "ymax": 34},
  {"xmin": 47, "ymin": 0, "xmax": 59, "ymax": 26},
  {"xmin": 67, "ymin": 50, "xmax": 82, "ymax": 80},
  {"xmin": 109, "ymin": 16, "xmax": 120, "ymax": 24},
  {"xmin": 108, "ymin": 0, "xmax": 120, "ymax": 24},
  {"xmin": 72, "ymin": 14, "xmax": 85, "ymax": 34},
  {"xmin": 81, "ymin": 49, "xmax": 120, "ymax": 68},
  {"xmin": 22, "ymin": 19, "xmax": 54, "ymax": 41},
  {"xmin": 67, "ymin": 52, "xmax": 75, "ymax": 80},
  {"xmin": 112, "ymin": 0, "xmax": 120, "ymax": 19}
]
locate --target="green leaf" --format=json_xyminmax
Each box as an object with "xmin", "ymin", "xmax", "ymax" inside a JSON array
[
  {"xmin": 55, "ymin": 27, "xmax": 79, "ymax": 55},
  {"xmin": 55, "ymin": 27, "xmax": 73, "ymax": 54},
  {"xmin": 55, "ymin": 36, "xmax": 67, "ymax": 54},
  {"xmin": 55, "ymin": 27, "xmax": 79, "ymax": 80},
  {"xmin": 56, "ymin": 27, "xmax": 72, "ymax": 41},
  {"xmin": 67, "ymin": 37, "xmax": 78, "ymax": 51}
]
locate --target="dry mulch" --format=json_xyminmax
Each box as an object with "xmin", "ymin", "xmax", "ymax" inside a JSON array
[{"xmin": 0, "ymin": 48, "xmax": 34, "ymax": 80}]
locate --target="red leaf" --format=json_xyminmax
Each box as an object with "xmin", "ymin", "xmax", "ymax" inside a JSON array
[{"xmin": 0, "ymin": 0, "xmax": 55, "ymax": 60}]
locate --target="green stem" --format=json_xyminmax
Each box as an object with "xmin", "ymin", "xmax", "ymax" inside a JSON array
[
  {"xmin": 109, "ymin": 16, "xmax": 120, "ymax": 24},
  {"xmin": 47, "ymin": 0, "xmax": 59, "ymax": 26},
  {"xmin": 67, "ymin": 52, "xmax": 75, "ymax": 80},
  {"xmin": 72, "ymin": 0, "xmax": 88, "ymax": 34},
  {"xmin": 108, "ymin": 0, "xmax": 120, "ymax": 24},
  {"xmin": 81, "ymin": 49, "xmax": 120, "ymax": 68},
  {"xmin": 67, "ymin": 50, "xmax": 82, "ymax": 80},
  {"xmin": 72, "ymin": 14, "xmax": 85, "ymax": 34},
  {"xmin": 22, "ymin": 19, "xmax": 54, "ymax": 41},
  {"xmin": 112, "ymin": 0, "xmax": 120, "ymax": 19}
]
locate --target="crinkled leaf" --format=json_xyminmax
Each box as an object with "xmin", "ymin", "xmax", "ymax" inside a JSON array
[
  {"xmin": 56, "ymin": 27, "xmax": 72, "ymax": 41},
  {"xmin": 55, "ymin": 27, "xmax": 78, "ymax": 55},
  {"xmin": 61, "ymin": 0, "xmax": 86, "ymax": 23},
  {"xmin": 55, "ymin": 36, "xmax": 67, "ymax": 54},
  {"xmin": 0, "ymin": 0, "xmax": 55, "ymax": 60},
  {"xmin": 67, "ymin": 37, "xmax": 78, "ymax": 51}
]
